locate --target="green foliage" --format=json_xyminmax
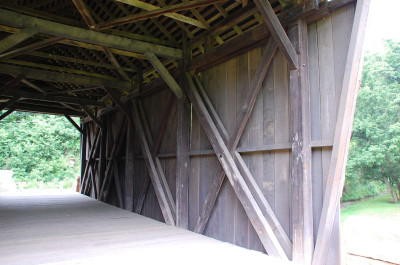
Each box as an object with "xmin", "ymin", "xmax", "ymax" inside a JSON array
[
  {"xmin": 344, "ymin": 40, "xmax": 400, "ymax": 202},
  {"xmin": 0, "ymin": 111, "xmax": 80, "ymax": 189}
]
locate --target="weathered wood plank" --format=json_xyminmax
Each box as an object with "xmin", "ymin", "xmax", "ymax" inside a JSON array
[
  {"xmin": 71, "ymin": 0, "xmax": 96, "ymax": 28},
  {"xmin": 312, "ymin": 1, "xmax": 371, "ymax": 264}
]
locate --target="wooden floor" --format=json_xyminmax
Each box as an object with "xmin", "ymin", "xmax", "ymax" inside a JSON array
[{"xmin": 0, "ymin": 192, "xmax": 289, "ymax": 265}]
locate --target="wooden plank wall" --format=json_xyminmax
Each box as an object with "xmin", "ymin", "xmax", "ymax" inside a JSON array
[
  {"xmin": 81, "ymin": 4, "xmax": 356, "ymax": 264},
  {"xmin": 308, "ymin": 4, "xmax": 355, "ymax": 264}
]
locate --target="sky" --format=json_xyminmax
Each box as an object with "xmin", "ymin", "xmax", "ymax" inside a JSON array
[{"xmin": 364, "ymin": 0, "xmax": 400, "ymax": 53}]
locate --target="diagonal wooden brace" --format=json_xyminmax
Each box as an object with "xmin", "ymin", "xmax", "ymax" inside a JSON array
[
  {"xmin": 185, "ymin": 72, "xmax": 290, "ymax": 259},
  {"xmin": 103, "ymin": 86, "xmax": 176, "ymax": 225}
]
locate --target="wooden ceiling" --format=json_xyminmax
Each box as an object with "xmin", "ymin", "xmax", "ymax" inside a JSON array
[{"xmin": 0, "ymin": 0, "xmax": 340, "ymax": 117}]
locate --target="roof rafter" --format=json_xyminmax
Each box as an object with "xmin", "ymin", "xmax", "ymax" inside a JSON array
[
  {"xmin": 98, "ymin": 0, "xmax": 225, "ymax": 31},
  {"xmin": 116, "ymin": 0, "xmax": 210, "ymax": 29}
]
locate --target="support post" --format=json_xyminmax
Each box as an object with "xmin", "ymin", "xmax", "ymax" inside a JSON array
[
  {"xmin": 288, "ymin": 20, "xmax": 314, "ymax": 265},
  {"xmin": 176, "ymin": 97, "xmax": 190, "ymax": 228}
]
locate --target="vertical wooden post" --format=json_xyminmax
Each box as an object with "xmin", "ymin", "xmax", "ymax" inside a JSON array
[
  {"xmin": 80, "ymin": 122, "xmax": 87, "ymax": 191},
  {"xmin": 124, "ymin": 110, "xmax": 135, "ymax": 211},
  {"xmin": 98, "ymin": 117, "xmax": 107, "ymax": 198},
  {"xmin": 176, "ymin": 97, "xmax": 190, "ymax": 228},
  {"xmin": 288, "ymin": 20, "xmax": 314, "ymax": 265}
]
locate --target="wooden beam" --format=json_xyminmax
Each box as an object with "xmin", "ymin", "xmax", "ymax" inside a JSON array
[
  {"xmin": 0, "ymin": 8, "xmax": 182, "ymax": 59},
  {"xmin": 0, "ymin": 28, "xmax": 37, "ymax": 54},
  {"xmin": 185, "ymin": 73, "xmax": 289, "ymax": 259},
  {"xmin": 71, "ymin": 0, "xmax": 97, "ymax": 29},
  {"xmin": 103, "ymin": 48, "xmax": 131, "ymax": 81},
  {"xmin": 254, "ymin": 0, "xmax": 298, "ymax": 69},
  {"xmin": 0, "ymin": 37, "xmax": 63, "ymax": 59},
  {"xmin": 64, "ymin": 115, "xmax": 83, "ymax": 134},
  {"xmin": 0, "ymin": 63, "xmax": 133, "ymax": 89},
  {"xmin": 312, "ymin": 1, "xmax": 371, "ymax": 264},
  {"xmin": 176, "ymin": 98, "xmax": 190, "ymax": 229},
  {"xmin": 97, "ymin": 0, "xmax": 222, "ymax": 30},
  {"xmin": 115, "ymin": 0, "xmax": 209, "ymax": 29},
  {"xmin": 288, "ymin": 20, "xmax": 314, "ymax": 265},
  {"xmin": 145, "ymin": 52, "xmax": 183, "ymax": 98},
  {"xmin": 0, "ymin": 108, "xmax": 14, "ymax": 121}
]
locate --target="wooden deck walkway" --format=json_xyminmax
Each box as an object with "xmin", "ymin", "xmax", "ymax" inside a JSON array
[{"xmin": 0, "ymin": 192, "xmax": 289, "ymax": 265}]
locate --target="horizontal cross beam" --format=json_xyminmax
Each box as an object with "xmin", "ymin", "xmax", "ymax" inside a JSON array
[{"xmin": 0, "ymin": 8, "xmax": 182, "ymax": 59}]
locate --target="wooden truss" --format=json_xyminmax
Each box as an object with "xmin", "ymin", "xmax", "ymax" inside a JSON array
[{"xmin": 0, "ymin": 1, "xmax": 369, "ymax": 265}]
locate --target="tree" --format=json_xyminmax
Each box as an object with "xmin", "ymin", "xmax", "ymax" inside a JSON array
[
  {"xmin": 346, "ymin": 40, "xmax": 400, "ymax": 202},
  {"xmin": 0, "ymin": 111, "xmax": 80, "ymax": 189}
]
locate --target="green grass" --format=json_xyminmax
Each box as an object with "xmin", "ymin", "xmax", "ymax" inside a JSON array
[
  {"xmin": 341, "ymin": 194, "xmax": 400, "ymax": 221},
  {"xmin": 341, "ymin": 194, "xmax": 400, "ymax": 264}
]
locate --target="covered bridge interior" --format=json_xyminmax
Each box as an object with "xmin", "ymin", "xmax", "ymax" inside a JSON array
[{"xmin": 0, "ymin": 0, "xmax": 369, "ymax": 264}]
